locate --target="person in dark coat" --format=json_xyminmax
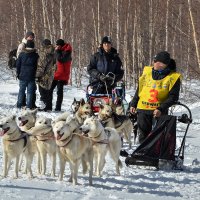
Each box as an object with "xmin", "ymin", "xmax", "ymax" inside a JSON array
[
  {"xmin": 129, "ymin": 51, "xmax": 182, "ymax": 144},
  {"xmin": 16, "ymin": 40, "xmax": 39, "ymax": 109},
  {"xmin": 87, "ymin": 36, "xmax": 124, "ymax": 94},
  {"xmin": 49, "ymin": 39, "xmax": 72, "ymax": 111}
]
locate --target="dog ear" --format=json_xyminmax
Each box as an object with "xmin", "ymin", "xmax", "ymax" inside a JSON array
[
  {"xmin": 80, "ymin": 98, "xmax": 85, "ymax": 105},
  {"xmin": 99, "ymin": 104, "xmax": 104, "ymax": 109},
  {"xmin": 108, "ymin": 98, "xmax": 113, "ymax": 106},
  {"xmin": 73, "ymin": 98, "xmax": 76, "ymax": 102},
  {"xmin": 31, "ymin": 108, "xmax": 38, "ymax": 115},
  {"xmin": 12, "ymin": 115, "xmax": 16, "ymax": 121}
]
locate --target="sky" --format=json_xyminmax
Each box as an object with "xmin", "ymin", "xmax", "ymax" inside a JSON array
[{"xmin": 0, "ymin": 63, "xmax": 200, "ymax": 200}]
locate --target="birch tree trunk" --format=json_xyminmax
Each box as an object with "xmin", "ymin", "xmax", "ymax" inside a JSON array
[
  {"xmin": 116, "ymin": 0, "xmax": 120, "ymax": 51},
  {"xmin": 41, "ymin": 0, "xmax": 48, "ymax": 38},
  {"xmin": 188, "ymin": 0, "xmax": 200, "ymax": 69},
  {"xmin": 165, "ymin": 0, "xmax": 170, "ymax": 50},
  {"xmin": 21, "ymin": 0, "xmax": 27, "ymax": 35},
  {"xmin": 31, "ymin": 0, "xmax": 36, "ymax": 34},
  {"xmin": 51, "ymin": 0, "xmax": 56, "ymax": 43},
  {"xmin": 59, "ymin": 0, "xmax": 64, "ymax": 39},
  {"xmin": 14, "ymin": 0, "xmax": 20, "ymax": 43}
]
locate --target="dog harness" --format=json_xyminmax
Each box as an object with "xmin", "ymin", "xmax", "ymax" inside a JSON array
[{"xmin": 7, "ymin": 131, "xmax": 28, "ymax": 149}]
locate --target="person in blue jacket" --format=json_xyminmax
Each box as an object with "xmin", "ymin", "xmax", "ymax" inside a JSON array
[
  {"xmin": 87, "ymin": 36, "xmax": 124, "ymax": 94},
  {"xmin": 16, "ymin": 40, "xmax": 39, "ymax": 109}
]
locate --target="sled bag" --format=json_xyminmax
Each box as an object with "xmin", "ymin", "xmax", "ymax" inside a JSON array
[{"xmin": 132, "ymin": 115, "xmax": 176, "ymax": 161}]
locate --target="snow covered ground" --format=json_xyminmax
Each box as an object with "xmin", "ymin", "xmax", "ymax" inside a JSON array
[{"xmin": 0, "ymin": 66, "xmax": 200, "ymax": 200}]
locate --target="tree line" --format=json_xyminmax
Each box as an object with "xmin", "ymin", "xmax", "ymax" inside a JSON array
[{"xmin": 0, "ymin": 0, "xmax": 200, "ymax": 88}]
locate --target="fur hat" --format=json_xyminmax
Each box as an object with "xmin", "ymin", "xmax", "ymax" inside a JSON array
[
  {"xmin": 42, "ymin": 39, "xmax": 51, "ymax": 46},
  {"xmin": 25, "ymin": 31, "xmax": 35, "ymax": 39},
  {"xmin": 26, "ymin": 40, "xmax": 35, "ymax": 49},
  {"xmin": 154, "ymin": 51, "xmax": 171, "ymax": 65},
  {"xmin": 56, "ymin": 39, "xmax": 65, "ymax": 47},
  {"xmin": 101, "ymin": 36, "xmax": 112, "ymax": 44}
]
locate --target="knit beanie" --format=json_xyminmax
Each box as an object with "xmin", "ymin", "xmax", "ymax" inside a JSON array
[
  {"xmin": 101, "ymin": 36, "xmax": 112, "ymax": 44},
  {"xmin": 154, "ymin": 51, "xmax": 171, "ymax": 65},
  {"xmin": 25, "ymin": 31, "xmax": 35, "ymax": 39},
  {"xmin": 56, "ymin": 39, "xmax": 65, "ymax": 47},
  {"xmin": 42, "ymin": 39, "xmax": 51, "ymax": 46}
]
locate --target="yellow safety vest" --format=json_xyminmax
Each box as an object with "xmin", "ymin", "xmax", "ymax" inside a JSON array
[{"xmin": 137, "ymin": 66, "xmax": 181, "ymax": 110}]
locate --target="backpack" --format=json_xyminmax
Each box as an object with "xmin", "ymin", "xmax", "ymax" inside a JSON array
[{"xmin": 8, "ymin": 48, "xmax": 17, "ymax": 69}]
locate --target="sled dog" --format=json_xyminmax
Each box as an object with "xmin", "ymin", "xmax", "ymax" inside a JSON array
[
  {"xmin": 0, "ymin": 115, "xmax": 34, "ymax": 178},
  {"xmin": 28, "ymin": 116, "xmax": 57, "ymax": 176},
  {"xmin": 74, "ymin": 98, "xmax": 92, "ymax": 124},
  {"xmin": 18, "ymin": 109, "xmax": 40, "ymax": 173},
  {"xmin": 53, "ymin": 111, "xmax": 71, "ymax": 123},
  {"xmin": 71, "ymin": 98, "xmax": 84, "ymax": 114},
  {"xmin": 53, "ymin": 120, "xmax": 93, "ymax": 185},
  {"xmin": 80, "ymin": 116, "xmax": 122, "ymax": 176},
  {"xmin": 98, "ymin": 104, "xmax": 133, "ymax": 149}
]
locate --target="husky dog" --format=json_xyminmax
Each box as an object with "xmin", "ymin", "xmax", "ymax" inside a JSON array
[
  {"xmin": 80, "ymin": 116, "xmax": 122, "ymax": 176},
  {"xmin": 98, "ymin": 104, "xmax": 133, "ymax": 149},
  {"xmin": 18, "ymin": 109, "xmax": 40, "ymax": 173},
  {"xmin": 71, "ymin": 98, "xmax": 84, "ymax": 114},
  {"xmin": 27, "ymin": 117, "xmax": 57, "ymax": 176},
  {"xmin": 0, "ymin": 115, "xmax": 34, "ymax": 178},
  {"xmin": 53, "ymin": 120, "xmax": 93, "ymax": 185},
  {"xmin": 74, "ymin": 98, "xmax": 92, "ymax": 124},
  {"xmin": 53, "ymin": 111, "xmax": 71, "ymax": 123}
]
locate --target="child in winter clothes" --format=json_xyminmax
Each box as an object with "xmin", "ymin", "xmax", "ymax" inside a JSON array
[{"xmin": 16, "ymin": 40, "xmax": 39, "ymax": 109}]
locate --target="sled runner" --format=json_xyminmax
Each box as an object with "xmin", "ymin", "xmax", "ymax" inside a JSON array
[{"xmin": 125, "ymin": 102, "xmax": 192, "ymax": 170}]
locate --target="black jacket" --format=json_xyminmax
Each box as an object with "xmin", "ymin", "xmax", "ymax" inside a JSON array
[
  {"xmin": 16, "ymin": 49, "xmax": 39, "ymax": 81},
  {"xmin": 130, "ymin": 67, "xmax": 181, "ymax": 114},
  {"xmin": 87, "ymin": 47, "xmax": 124, "ymax": 85}
]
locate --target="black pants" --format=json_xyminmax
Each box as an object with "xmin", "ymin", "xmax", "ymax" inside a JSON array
[
  {"xmin": 137, "ymin": 112, "xmax": 156, "ymax": 144},
  {"xmin": 39, "ymin": 86, "xmax": 51, "ymax": 110},
  {"xmin": 49, "ymin": 80, "xmax": 65, "ymax": 111}
]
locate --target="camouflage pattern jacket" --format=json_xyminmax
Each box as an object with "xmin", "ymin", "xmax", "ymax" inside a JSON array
[{"xmin": 36, "ymin": 45, "xmax": 56, "ymax": 90}]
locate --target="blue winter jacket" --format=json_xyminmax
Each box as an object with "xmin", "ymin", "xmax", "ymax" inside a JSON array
[{"xmin": 16, "ymin": 49, "xmax": 39, "ymax": 81}]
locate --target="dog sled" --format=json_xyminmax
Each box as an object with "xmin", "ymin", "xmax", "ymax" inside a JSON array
[
  {"xmin": 124, "ymin": 102, "xmax": 192, "ymax": 170},
  {"xmin": 86, "ymin": 72, "xmax": 129, "ymax": 114}
]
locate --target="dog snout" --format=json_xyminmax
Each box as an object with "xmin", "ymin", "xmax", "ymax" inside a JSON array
[
  {"xmin": 0, "ymin": 124, "xmax": 2, "ymax": 128},
  {"xmin": 79, "ymin": 127, "xmax": 82, "ymax": 131},
  {"xmin": 18, "ymin": 117, "xmax": 21, "ymax": 120}
]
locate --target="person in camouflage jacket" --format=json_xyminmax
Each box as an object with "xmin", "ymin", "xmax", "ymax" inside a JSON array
[{"xmin": 36, "ymin": 39, "xmax": 56, "ymax": 111}]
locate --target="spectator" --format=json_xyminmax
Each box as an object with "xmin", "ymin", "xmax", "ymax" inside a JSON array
[
  {"xmin": 16, "ymin": 40, "xmax": 39, "ymax": 110},
  {"xmin": 17, "ymin": 31, "xmax": 37, "ymax": 108},
  {"xmin": 36, "ymin": 39, "xmax": 56, "ymax": 112},
  {"xmin": 49, "ymin": 39, "xmax": 72, "ymax": 111}
]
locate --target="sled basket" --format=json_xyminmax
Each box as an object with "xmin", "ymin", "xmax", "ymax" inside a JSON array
[{"xmin": 125, "ymin": 102, "xmax": 192, "ymax": 170}]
